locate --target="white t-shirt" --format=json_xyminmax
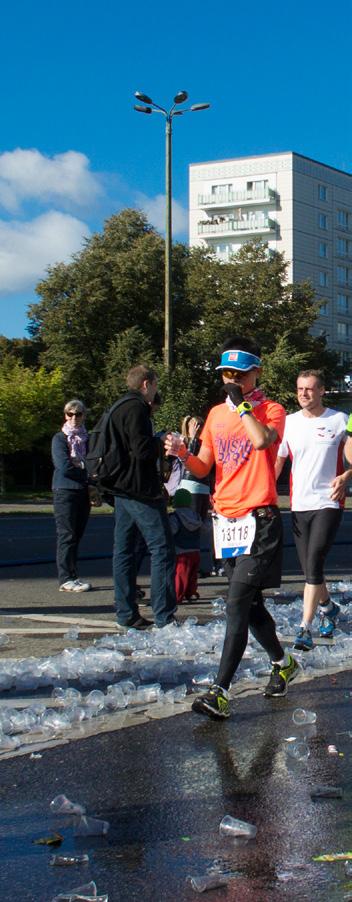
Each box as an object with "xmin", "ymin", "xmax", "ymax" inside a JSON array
[{"xmin": 277, "ymin": 407, "xmax": 347, "ymax": 510}]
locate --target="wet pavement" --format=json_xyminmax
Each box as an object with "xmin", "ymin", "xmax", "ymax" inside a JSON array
[
  {"xmin": 1, "ymin": 509, "xmax": 352, "ymax": 900},
  {"xmin": 1, "ymin": 670, "xmax": 352, "ymax": 901}
]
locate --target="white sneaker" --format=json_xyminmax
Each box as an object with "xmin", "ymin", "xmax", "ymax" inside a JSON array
[{"xmin": 59, "ymin": 579, "xmax": 91, "ymax": 593}]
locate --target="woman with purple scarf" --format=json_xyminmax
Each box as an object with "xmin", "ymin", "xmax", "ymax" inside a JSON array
[{"xmin": 51, "ymin": 399, "xmax": 91, "ymax": 592}]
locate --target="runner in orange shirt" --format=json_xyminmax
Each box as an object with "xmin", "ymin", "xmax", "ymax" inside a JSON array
[{"xmin": 165, "ymin": 335, "xmax": 299, "ymax": 719}]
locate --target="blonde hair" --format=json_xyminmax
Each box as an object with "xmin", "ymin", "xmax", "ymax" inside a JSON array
[{"xmin": 181, "ymin": 415, "xmax": 204, "ymax": 441}]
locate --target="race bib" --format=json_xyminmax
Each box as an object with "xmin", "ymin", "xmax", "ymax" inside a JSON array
[{"xmin": 212, "ymin": 511, "xmax": 256, "ymax": 559}]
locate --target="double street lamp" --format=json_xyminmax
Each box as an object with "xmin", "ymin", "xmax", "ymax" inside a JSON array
[{"xmin": 134, "ymin": 90, "xmax": 210, "ymax": 370}]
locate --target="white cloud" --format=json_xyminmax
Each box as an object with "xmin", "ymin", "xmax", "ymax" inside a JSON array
[
  {"xmin": 0, "ymin": 149, "xmax": 101, "ymax": 213},
  {"xmin": 134, "ymin": 192, "xmax": 188, "ymax": 236},
  {"xmin": 0, "ymin": 211, "xmax": 89, "ymax": 293}
]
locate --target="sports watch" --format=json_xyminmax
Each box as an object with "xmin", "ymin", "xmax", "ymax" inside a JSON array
[{"xmin": 237, "ymin": 401, "xmax": 253, "ymax": 417}]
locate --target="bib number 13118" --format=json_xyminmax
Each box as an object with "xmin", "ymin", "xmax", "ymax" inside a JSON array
[{"xmin": 212, "ymin": 512, "xmax": 256, "ymax": 559}]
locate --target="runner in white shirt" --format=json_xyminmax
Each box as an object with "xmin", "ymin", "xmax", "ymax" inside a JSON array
[{"xmin": 275, "ymin": 370, "xmax": 352, "ymax": 650}]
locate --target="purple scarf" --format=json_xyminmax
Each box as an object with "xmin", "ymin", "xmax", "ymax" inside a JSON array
[{"xmin": 62, "ymin": 423, "xmax": 88, "ymax": 461}]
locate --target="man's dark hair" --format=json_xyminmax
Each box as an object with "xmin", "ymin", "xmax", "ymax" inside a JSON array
[
  {"xmin": 297, "ymin": 369, "xmax": 325, "ymax": 388},
  {"xmin": 126, "ymin": 364, "xmax": 157, "ymax": 391},
  {"xmin": 221, "ymin": 335, "xmax": 261, "ymax": 357}
]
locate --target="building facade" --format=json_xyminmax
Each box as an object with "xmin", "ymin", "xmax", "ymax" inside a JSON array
[{"xmin": 189, "ymin": 151, "xmax": 352, "ymax": 367}]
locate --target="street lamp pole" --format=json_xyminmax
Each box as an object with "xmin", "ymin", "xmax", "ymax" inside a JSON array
[{"xmin": 134, "ymin": 91, "xmax": 210, "ymax": 370}]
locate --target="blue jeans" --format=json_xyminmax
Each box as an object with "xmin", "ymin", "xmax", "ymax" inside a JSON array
[
  {"xmin": 53, "ymin": 489, "xmax": 90, "ymax": 585},
  {"xmin": 113, "ymin": 496, "xmax": 176, "ymax": 627}
]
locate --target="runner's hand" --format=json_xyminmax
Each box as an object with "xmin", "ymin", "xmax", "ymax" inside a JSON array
[
  {"xmin": 330, "ymin": 473, "xmax": 348, "ymax": 501},
  {"xmin": 223, "ymin": 383, "xmax": 244, "ymax": 406}
]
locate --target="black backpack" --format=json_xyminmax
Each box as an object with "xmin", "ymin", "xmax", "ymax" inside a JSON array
[{"xmin": 86, "ymin": 397, "xmax": 130, "ymax": 490}]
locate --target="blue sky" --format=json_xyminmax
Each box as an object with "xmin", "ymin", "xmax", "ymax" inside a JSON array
[{"xmin": 1, "ymin": 0, "xmax": 351, "ymax": 338}]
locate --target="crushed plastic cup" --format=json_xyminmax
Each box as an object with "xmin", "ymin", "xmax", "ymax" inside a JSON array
[
  {"xmin": 0, "ymin": 633, "xmax": 10, "ymax": 647},
  {"xmin": 50, "ymin": 853, "xmax": 89, "ymax": 866},
  {"xmin": 64, "ymin": 627, "xmax": 81, "ymax": 640},
  {"xmin": 51, "ymin": 882, "xmax": 97, "ymax": 901},
  {"xmin": 292, "ymin": 708, "xmax": 317, "ymax": 725},
  {"xmin": 74, "ymin": 815, "xmax": 110, "ymax": 836},
  {"xmin": 286, "ymin": 740, "xmax": 310, "ymax": 761},
  {"xmin": 50, "ymin": 794, "xmax": 86, "ymax": 816},
  {"xmin": 187, "ymin": 873, "xmax": 229, "ymax": 892},
  {"xmin": 328, "ymin": 744, "xmax": 339, "ymax": 755},
  {"xmin": 0, "ymin": 734, "xmax": 21, "ymax": 752},
  {"xmin": 219, "ymin": 815, "xmax": 257, "ymax": 838},
  {"xmin": 310, "ymin": 785, "xmax": 343, "ymax": 799},
  {"xmin": 345, "ymin": 860, "xmax": 352, "ymax": 876}
]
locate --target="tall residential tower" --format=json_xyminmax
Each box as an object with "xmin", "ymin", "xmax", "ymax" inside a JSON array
[{"xmin": 189, "ymin": 151, "xmax": 352, "ymax": 366}]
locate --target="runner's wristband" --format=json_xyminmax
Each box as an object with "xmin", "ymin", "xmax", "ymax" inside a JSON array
[
  {"xmin": 237, "ymin": 401, "xmax": 253, "ymax": 417},
  {"xmin": 347, "ymin": 413, "xmax": 352, "ymax": 435}
]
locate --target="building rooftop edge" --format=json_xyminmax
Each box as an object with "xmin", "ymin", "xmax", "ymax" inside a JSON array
[{"xmin": 189, "ymin": 150, "xmax": 352, "ymax": 179}]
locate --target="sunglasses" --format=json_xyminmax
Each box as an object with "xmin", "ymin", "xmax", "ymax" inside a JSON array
[
  {"xmin": 66, "ymin": 411, "xmax": 83, "ymax": 417},
  {"xmin": 221, "ymin": 368, "xmax": 242, "ymax": 378}
]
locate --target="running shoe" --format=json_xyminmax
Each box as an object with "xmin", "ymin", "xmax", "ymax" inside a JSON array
[
  {"xmin": 118, "ymin": 616, "xmax": 153, "ymax": 631},
  {"xmin": 59, "ymin": 579, "xmax": 91, "ymax": 592},
  {"xmin": 293, "ymin": 627, "xmax": 313, "ymax": 651},
  {"xmin": 192, "ymin": 684, "xmax": 230, "ymax": 719},
  {"xmin": 264, "ymin": 655, "xmax": 299, "ymax": 697},
  {"xmin": 319, "ymin": 602, "xmax": 340, "ymax": 638}
]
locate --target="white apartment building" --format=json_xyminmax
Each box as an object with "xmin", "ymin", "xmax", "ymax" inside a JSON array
[{"xmin": 189, "ymin": 151, "xmax": 352, "ymax": 367}]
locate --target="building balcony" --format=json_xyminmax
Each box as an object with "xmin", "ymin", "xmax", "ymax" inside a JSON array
[
  {"xmin": 198, "ymin": 216, "xmax": 277, "ymax": 237},
  {"xmin": 197, "ymin": 187, "xmax": 276, "ymax": 208}
]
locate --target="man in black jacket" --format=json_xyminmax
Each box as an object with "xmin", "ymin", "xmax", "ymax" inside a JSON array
[{"xmin": 112, "ymin": 364, "xmax": 176, "ymax": 629}]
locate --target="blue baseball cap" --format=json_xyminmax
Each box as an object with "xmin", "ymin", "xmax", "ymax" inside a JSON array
[{"xmin": 216, "ymin": 349, "xmax": 262, "ymax": 371}]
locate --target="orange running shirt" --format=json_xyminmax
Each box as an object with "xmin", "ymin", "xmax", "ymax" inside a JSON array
[{"xmin": 201, "ymin": 400, "xmax": 286, "ymax": 518}]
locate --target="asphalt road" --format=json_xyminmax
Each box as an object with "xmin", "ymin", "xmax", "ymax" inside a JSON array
[{"xmin": 1, "ymin": 671, "xmax": 352, "ymax": 902}]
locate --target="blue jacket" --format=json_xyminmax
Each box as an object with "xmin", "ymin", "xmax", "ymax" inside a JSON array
[{"xmin": 51, "ymin": 432, "xmax": 89, "ymax": 491}]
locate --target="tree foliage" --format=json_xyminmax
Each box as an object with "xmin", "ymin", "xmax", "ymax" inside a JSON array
[
  {"xmin": 28, "ymin": 211, "xmax": 340, "ymax": 429},
  {"xmin": 0, "ymin": 360, "xmax": 64, "ymax": 456}
]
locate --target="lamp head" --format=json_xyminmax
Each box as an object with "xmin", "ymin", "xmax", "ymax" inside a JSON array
[
  {"xmin": 134, "ymin": 91, "xmax": 153, "ymax": 104},
  {"xmin": 191, "ymin": 103, "xmax": 210, "ymax": 111},
  {"xmin": 134, "ymin": 105, "xmax": 152, "ymax": 114},
  {"xmin": 174, "ymin": 90, "xmax": 188, "ymax": 104}
]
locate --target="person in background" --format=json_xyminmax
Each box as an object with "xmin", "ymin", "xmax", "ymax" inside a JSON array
[
  {"xmin": 179, "ymin": 416, "xmax": 211, "ymax": 520},
  {"xmin": 52, "ymin": 399, "xmax": 91, "ymax": 593},
  {"xmin": 169, "ymin": 488, "xmax": 202, "ymax": 603},
  {"xmin": 275, "ymin": 369, "xmax": 352, "ymax": 650}
]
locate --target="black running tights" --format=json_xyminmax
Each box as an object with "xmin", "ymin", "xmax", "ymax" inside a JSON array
[{"xmin": 216, "ymin": 581, "xmax": 284, "ymax": 690}]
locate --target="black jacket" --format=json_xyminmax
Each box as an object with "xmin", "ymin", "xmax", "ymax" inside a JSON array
[{"xmin": 110, "ymin": 391, "xmax": 163, "ymax": 501}]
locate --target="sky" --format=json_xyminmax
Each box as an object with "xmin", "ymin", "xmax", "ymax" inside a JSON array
[{"xmin": 1, "ymin": 0, "xmax": 351, "ymax": 338}]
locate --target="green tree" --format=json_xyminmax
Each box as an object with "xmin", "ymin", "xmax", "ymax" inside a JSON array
[{"xmin": 0, "ymin": 361, "xmax": 64, "ymax": 492}]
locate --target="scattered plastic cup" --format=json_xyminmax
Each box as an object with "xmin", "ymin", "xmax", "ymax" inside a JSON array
[
  {"xmin": 187, "ymin": 873, "xmax": 229, "ymax": 892},
  {"xmin": 50, "ymin": 853, "xmax": 90, "ymax": 866},
  {"xmin": 292, "ymin": 708, "xmax": 317, "ymax": 725},
  {"xmin": 310, "ymin": 785, "xmax": 343, "ymax": 799},
  {"xmin": 74, "ymin": 816, "xmax": 110, "ymax": 836},
  {"xmin": 51, "ymin": 882, "xmax": 97, "ymax": 901},
  {"xmin": 286, "ymin": 740, "xmax": 310, "ymax": 761},
  {"xmin": 219, "ymin": 815, "xmax": 257, "ymax": 838},
  {"xmin": 50, "ymin": 795, "xmax": 86, "ymax": 816},
  {"xmin": 345, "ymin": 861, "xmax": 352, "ymax": 876}
]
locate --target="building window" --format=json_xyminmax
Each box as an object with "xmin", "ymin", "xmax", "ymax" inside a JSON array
[
  {"xmin": 319, "ymin": 213, "xmax": 327, "ymax": 229},
  {"xmin": 319, "ymin": 271, "xmax": 328, "ymax": 287},
  {"xmin": 337, "ymin": 237, "xmax": 348, "ymax": 256},
  {"xmin": 319, "ymin": 185, "xmax": 327, "ymax": 201},
  {"xmin": 337, "ymin": 265, "xmax": 348, "ymax": 285},
  {"xmin": 337, "ymin": 322, "xmax": 349, "ymax": 340},
  {"xmin": 319, "ymin": 242, "xmax": 327, "ymax": 258},
  {"xmin": 319, "ymin": 302, "xmax": 328, "ymax": 315},
  {"xmin": 337, "ymin": 294, "xmax": 349, "ymax": 314},
  {"xmin": 337, "ymin": 209, "xmax": 349, "ymax": 229}
]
